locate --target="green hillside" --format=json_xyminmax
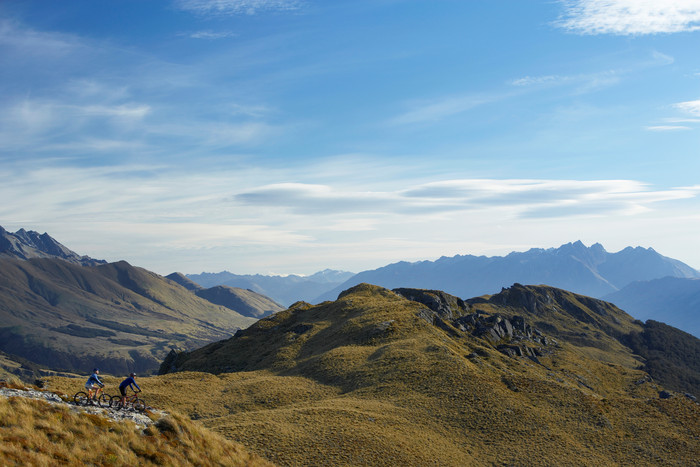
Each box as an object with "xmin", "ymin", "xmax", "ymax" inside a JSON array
[
  {"xmin": 194, "ymin": 285, "xmax": 284, "ymax": 318},
  {"xmin": 0, "ymin": 258, "xmax": 257, "ymax": 375}
]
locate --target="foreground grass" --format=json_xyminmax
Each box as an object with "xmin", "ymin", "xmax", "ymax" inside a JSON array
[{"xmin": 0, "ymin": 395, "xmax": 273, "ymax": 466}]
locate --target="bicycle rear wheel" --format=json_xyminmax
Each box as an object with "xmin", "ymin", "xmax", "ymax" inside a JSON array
[
  {"xmin": 97, "ymin": 393, "xmax": 110, "ymax": 408},
  {"xmin": 73, "ymin": 391, "xmax": 89, "ymax": 406},
  {"xmin": 133, "ymin": 398, "xmax": 146, "ymax": 412}
]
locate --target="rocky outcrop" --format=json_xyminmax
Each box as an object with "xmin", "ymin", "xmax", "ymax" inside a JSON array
[
  {"xmin": 393, "ymin": 288, "xmax": 469, "ymax": 321},
  {"xmin": 396, "ymin": 287, "xmax": 554, "ymax": 360}
]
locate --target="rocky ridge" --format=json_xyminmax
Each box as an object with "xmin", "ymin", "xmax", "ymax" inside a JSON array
[
  {"xmin": 0, "ymin": 226, "xmax": 105, "ymax": 266},
  {"xmin": 0, "ymin": 384, "xmax": 158, "ymax": 428}
]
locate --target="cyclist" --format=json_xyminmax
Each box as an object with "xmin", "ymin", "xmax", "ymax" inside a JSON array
[
  {"xmin": 85, "ymin": 368, "xmax": 104, "ymax": 403},
  {"xmin": 119, "ymin": 372, "xmax": 141, "ymax": 406}
]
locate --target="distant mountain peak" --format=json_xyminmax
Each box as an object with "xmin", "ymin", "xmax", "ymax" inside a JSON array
[
  {"xmin": 166, "ymin": 272, "xmax": 203, "ymax": 291},
  {"xmin": 0, "ymin": 226, "xmax": 105, "ymax": 266}
]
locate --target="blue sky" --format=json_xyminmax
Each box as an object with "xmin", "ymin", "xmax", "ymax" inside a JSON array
[{"xmin": 1, "ymin": 0, "xmax": 699, "ymax": 275}]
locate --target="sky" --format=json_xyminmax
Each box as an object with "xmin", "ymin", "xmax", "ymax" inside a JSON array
[{"xmin": 1, "ymin": 0, "xmax": 699, "ymax": 276}]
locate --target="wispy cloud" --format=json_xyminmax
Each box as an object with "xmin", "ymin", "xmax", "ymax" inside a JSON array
[
  {"xmin": 645, "ymin": 125, "xmax": 692, "ymax": 132},
  {"xmin": 646, "ymin": 98, "xmax": 700, "ymax": 131},
  {"xmin": 510, "ymin": 75, "xmax": 563, "ymax": 87},
  {"xmin": 188, "ymin": 30, "xmax": 238, "ymax": 39},
  {"xmin": 235, "ymin": 179, "xmax": 700, "ymax": 219},
  {"xmin": 388, "ymin": 93, "xmax": 506, "ymax": 126},
  {"xmin": 175, "ymin": 0, "xmax": 305, "ymax": 16},
  {"xmin": 235, "ymin": 183, "xmax": 399, "ymax": 214},
  {"xmin": 510, "ymin": 51, "xmax": 672, "ymax": 94},
  {"xmin": 510, "ymin": 70, "xmax": 625, "ymax": 94},
  {"xmin": 555, "ymin": 0, "xmax": 700, "ymax": 35},
  {"xmin": 0, "ymin": 20, "xmax": 84, "ymax": 57},
  {"xmin": 0, "ymin": 99, "xmax": 152, "ymax": 153},
  {"xmin": 674, "ymin": 99, "xmax": 700, "ymax": 116}
]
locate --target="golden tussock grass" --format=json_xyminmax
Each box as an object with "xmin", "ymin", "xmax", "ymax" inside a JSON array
[{"xmin": 0, "ymin": 395, "xmax": 274, "ymax": 466}]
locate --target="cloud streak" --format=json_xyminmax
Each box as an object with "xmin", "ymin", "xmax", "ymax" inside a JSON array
[
  {"xmin": 646, "ymin": 125, "xmax": 692, "ymax": 132},
  {"xmin": 388, "ymin": 93, "xmax": 512, "ymax": 126},
  {"xmin": 174, "ymin": 0, "xmax": 305, "ymax": 16},
  {"xmin": 555, "ymin": 0, "xmax": 700, "ymax": 35},
  {"xmin": 235, "ymin": 179, "xmax": 700, "ymax": 219}
]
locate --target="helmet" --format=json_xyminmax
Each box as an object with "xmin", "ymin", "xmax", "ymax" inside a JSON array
[
  {"xmin": 129, "ymin": 372, "xmax": 136, "ymax": 377},
  {"xmin": 93, "ymin": 368, "xmax": 99, "ymax": 372}
]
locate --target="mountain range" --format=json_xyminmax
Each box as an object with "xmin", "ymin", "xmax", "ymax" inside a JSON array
[
  {"xmin": 316, "ymin": 241, "xmax": 700, "ymax": 302},
  {"xmin": 186, "ymin": 269, "xmax": 354, "ymax": 306},
  {"xmin": 188, "ymin": 240, "xmax": 700, "ymax": 336}
]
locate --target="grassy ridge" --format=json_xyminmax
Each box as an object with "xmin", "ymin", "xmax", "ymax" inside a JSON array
[
  {"xmin": 47, "ymin": 284, "xmax": 700, "ymax": 465},
  {"xmin": 0, "ymin": 392, "xmax": 273, "ymax": 466}
]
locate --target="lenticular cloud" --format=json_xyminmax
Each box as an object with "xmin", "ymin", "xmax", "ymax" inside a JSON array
[{"xmin": 556, "ymin": 0, "xmax": 700, "ymax": 35}]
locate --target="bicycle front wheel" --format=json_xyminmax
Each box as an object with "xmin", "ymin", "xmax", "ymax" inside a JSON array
[
  {"xmin": 133, "ymin": 398, "xmax": 146, "ymax": 412},
  {"xmin": 73, "ymin": 391, "xmax": 89, "ymax": 406},
  {"xmin": 110, "ymin": 395, "xmax": 123, "ymax": 410}
]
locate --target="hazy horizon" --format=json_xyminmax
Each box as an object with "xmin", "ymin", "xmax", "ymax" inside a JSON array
[{"xmin": 2, "ymin": 1, "xmax": 699, "ymax": 275}]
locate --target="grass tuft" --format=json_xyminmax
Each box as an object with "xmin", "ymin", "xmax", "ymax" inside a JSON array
[{"xmin": 0, "ymin": 396, "xmax": 273, "ymax": 466}]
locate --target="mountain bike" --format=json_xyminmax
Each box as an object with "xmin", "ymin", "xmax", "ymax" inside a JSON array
[
  {"xmin": 74, "ymin": 387, "xmax": 109, "ymax": 407},
  {"xmin": 110, "ymin": 389, "xmax": 146, "ymax": 412}
]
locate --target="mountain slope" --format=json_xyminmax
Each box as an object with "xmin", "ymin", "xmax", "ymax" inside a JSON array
[
  {"xmin": 166, "ymin": 272, "xmax": 203, "ymax": 291},
  {"xmin": 605, "ymin": 277, "xmax": 700, "ymax": 338},
  {"xmin": 0, "ymin": 258, "xmax": 256, "ymax": 374},
  {"xmin": 0, "ymin": 226, "xmax": 105, "ymax": 266},
  {"xmin": 194, "ymin": 285, "xmax": 284, "ymax": 318},
  {"xmin": 316, "ymin": 241, "xmax": 700, "ymax": 303},
  {"xmin": 166, "ymin": 272, "xmax": 284, "ymax": 318},
  {"xmin": 152, "ymin": 283, "xmax": 699, "ymax": 465}
]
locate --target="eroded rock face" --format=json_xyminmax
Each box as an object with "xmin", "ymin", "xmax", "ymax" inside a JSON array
[
  {"xmin": 393, "ymin": 288, "xmax": 469, "ymax": 321},
  {"xmin": 397, "ymin": 287, "xmax": 555, "ymax": 360}
]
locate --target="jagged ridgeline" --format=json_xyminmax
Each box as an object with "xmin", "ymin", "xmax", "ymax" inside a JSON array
[{"xmin": 157, "ymin": 283, "xmax": 699, "ymax": 465}]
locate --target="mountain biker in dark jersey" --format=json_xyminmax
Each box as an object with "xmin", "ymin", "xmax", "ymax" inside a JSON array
[
  {"xmin": 85, "ymin": 368, "xmax": 104, "ymax": 402},
  {"xmin": 119, "ymin": 373, "xmax": 141, "ymax": 406}
]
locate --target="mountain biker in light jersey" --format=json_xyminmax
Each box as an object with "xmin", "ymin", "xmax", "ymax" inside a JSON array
[
  {"xmin": 119, "ymin": 372, "xmax": 141, "ymax": 406},
  {"xmin": 85, "ymin": 368, "xmax": 104, "ymax": 403}
]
